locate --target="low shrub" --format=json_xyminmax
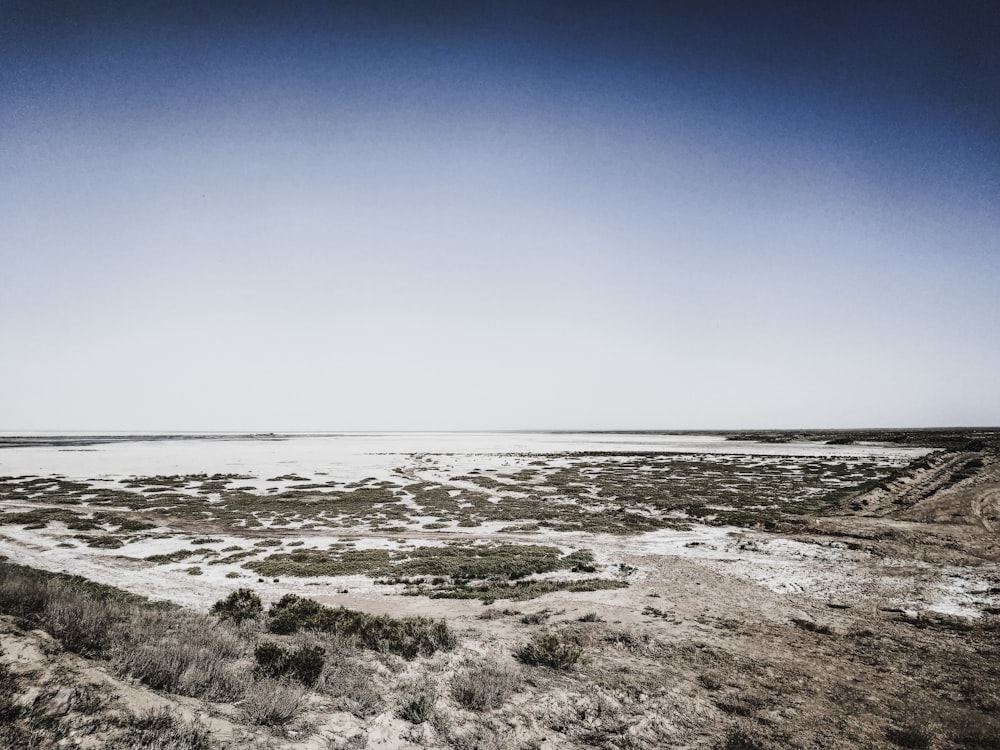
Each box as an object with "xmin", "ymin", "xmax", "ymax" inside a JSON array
[
  {"xmin": 451, "ymin": 657, "xmax": 522, "ymax": 711},
  {"xmin": 39, "ymin": 587, "xmax": 125, "ymax": 656},
  {"xmin": 329, "ymin": 735, "xmax": 369, "ymax": 750},
  {"xmin": 516, "ymin": 633, "xmax": 582, "ymax": 670},
  {"xmin": 209, "ymin": 588, "xmax": 263, "ymax": 624},
  {"xmin": 399, "ymin": 689, "xmax": 436, "ymax": 724},
  {"xmin": 254, "ymin": 642, "xmax": 325, "ymax": 686},
  {"xmin": 105, "ymin": 708, "xmax": 211, "ymax": 750},
  {"xmin": 320, "ymin": 655, "xmax": 384, "ymax": 717},
  {"xmin": 520, "ymin": 612, "xmax": 549, "ymax": 625},
  {"xmin": 110, "ymin": 609, "xmax": 249, "ymax": 701},
  {"xmin": 267, "ymin": 594, "xmax": 456, "ymax": 658},
  {"xmin": 241, "ymin": 678, "xmax": 306, "ymax": 726},
  {"xmin": 407, "ymin": 577, "xmax": 626, "ymax": 603}
]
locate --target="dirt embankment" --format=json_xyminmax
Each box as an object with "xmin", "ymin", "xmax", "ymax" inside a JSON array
[{"xmin": 796, "ymin": 447, "xmax": 1000, "ymax": 566}]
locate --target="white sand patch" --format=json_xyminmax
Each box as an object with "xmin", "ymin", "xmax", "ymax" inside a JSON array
[
  {"xmin": 575, "ymin": 526, "xmax": 999, "ymax": 618},
  {"xmin": 0, "ymin": 433, "xmax": 929, "ymax": 481}
]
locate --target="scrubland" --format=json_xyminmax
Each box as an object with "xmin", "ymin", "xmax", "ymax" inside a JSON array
[{"xmin": 0, "ymin": 430, "xmax": 998, "ymax": 749}]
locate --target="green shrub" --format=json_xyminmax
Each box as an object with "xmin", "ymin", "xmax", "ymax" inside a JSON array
[
  {"xmin": 254, "ymin": 642, "xmax": 325, "ymax": 686},
  {"xmin": 253, "ymin": 642, "xmax": 288, "ymax": 676},
  {"xmin": 515, "ymin": 633, "xmax": 582, "ymax": 670},
  {"xmin": 209, "ymin": 589, "xmax": 262, "ymax": 624},
  {"xmin": 266, "ymin": 594, "xmax": 456, "ymax": 658}
]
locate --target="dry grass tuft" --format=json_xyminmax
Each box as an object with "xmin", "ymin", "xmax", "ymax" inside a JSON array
[
  {"xmin": 516, "ymin": 632, "xmax": 583, "ymax": 670},
  {"xmin": 451, "ymin": 657, "xmax": 522, "ymax": 711},
  {"xmin": 240, "ymin": 678, "xmax": 306, "ymax": 726}
]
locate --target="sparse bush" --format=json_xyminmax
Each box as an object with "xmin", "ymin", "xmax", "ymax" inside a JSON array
[
  {"xmin": 449, "ymin": 724, "xmax": 502, "ymax": 750},
  {"xmin": 266, "ymin": 594, "xmax": 456, "ymax": 658},
  {"xmin": 578, "ymin": 612, "xmax": 602, "ymax": 622},
  {"xmin": 451, "ymin": 657, "xmax": 522, "ymax": 711},
  {"xmin": 110, "ymin": 609, "xmax": 248, "ymax": 701},
  {"xmin": 241, "ymin": 678, "xmax": 305, "ymax": 726},
  {"xmin": 516, "ymin": 633, "xmax": 582, "ymax": 670},
  {"xmin": 320, "ymin": 657, "xmax": 384, "ymax": 717},
  {"xmin": 604, "ymin": 628, "xmax": 649, "ymax": 652},
  {"xmin": 209, "ymin": 588, "xmax": 262, "ymax": 624},
  {"xmin": 0, "ymin": 660, "xmax": 20, "ymax": 724},
  {"xmin": 86, "ymin": 534, "xmax": 125, "ymax": 549},
  {"xmin": 254, "ymin": 642, "xmax": 325, "ymax": 686},
  {"xmin": 41, "ymin": 588, "xmax": 124, "ymax": 656},
  {"xmin": 105, "ymin": 708, "xmax": 211, "ymax": 750},
  {"xmin": 399, "ymin": 689, "xmax": 436, "ymax": 724},
  {"xmin": 520, "ymin": 611, "xmax": 549, "ymax": 625}
]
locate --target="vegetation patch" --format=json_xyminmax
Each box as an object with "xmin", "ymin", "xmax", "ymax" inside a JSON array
[
  {"xmin": 84, "ymin": 534, "xmax": 126, "ymax": 549},
  {"xmin": 516, "ymin": 632, "xmax": 583, "ymax": 670},
  {"xmin": 404, "ymin": 577, "xmax": 626, "ymax": 603},
  {"xmin": 145, "ymin": 548, "xmax": 201, "ymax": 564},
  {"xmin": 209, "ymin": 588, "xmax": 262, "ymax": 623},
  {"xmin": 264, "ymin": 594, "xmax": 456, "ymax": 659},
  {"xmin": 451, "ymin": 657, "xmax": 522, "ymax": 711},
  {"xmin": 245, "ymin": 542, "xmax": 602, "ymax": 583},
  {"xmin": 253, "ymin": 642, "xmax": 326, "ymax": 686},
  {"xmin": 398, "ymin": 687, "xmax": 436, "ymax": 724}
]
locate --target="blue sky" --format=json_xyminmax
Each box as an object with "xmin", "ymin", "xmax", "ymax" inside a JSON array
[{"xmin": 2, "ymin": 1, "xmax": 998, "ymax": 430}]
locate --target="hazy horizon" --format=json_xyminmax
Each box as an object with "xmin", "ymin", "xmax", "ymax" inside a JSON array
[{"xmin": 3, "ymin": 2, "xmax": 998, "ymax": 432}]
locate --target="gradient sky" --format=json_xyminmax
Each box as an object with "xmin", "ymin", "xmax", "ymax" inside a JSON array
[{"xmin": 2, "ymin": 1, "xmax": 998, "ymax": 431}]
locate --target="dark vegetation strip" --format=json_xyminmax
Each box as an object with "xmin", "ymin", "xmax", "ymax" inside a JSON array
[
  {"xmin": 244, "ymin": 542, "xmax": 596, "ymax": 579},
  {"xmin": 262, "ymin": 593, "xmax": 456, "ymax": 659}
]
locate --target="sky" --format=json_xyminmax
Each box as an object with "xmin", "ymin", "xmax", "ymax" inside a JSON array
[{"xmin": 2, "ymin": 0, "xmax": 998, "ymax": 431}]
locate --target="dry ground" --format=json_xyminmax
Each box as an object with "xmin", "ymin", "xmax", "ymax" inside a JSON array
[{"xmin": 0, "ymin": 431, "xmax": 998, "ymax": 749}]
